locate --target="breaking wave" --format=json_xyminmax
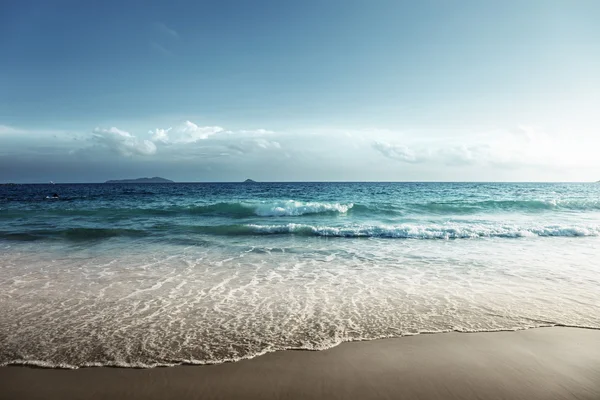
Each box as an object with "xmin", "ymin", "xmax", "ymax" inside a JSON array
[
  {"xmin": 3, "ymin": 222, "xmax": 600, "ymax": 242},
  {"xmin": 191, "ymin": 223, "xmax": 600, "ymax": 239}
]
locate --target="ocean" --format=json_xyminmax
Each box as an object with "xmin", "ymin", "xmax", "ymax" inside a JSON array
[{"xmin": 1, "ymin": 182, "xmax": 599, "ymax": 368}]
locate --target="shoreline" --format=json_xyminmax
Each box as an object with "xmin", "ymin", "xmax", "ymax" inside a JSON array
[
  {"xmin": 1, "ymin": 327, "xmax": 599, "ymax": 399},
  {"xmin": 1, "ymin": 324, "xmax": 597, "ymax": 370}
]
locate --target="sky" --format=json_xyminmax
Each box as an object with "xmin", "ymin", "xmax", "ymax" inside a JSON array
[{"xmin": 1, "ymin": 0, "xmax": 599, "ymax": 182}]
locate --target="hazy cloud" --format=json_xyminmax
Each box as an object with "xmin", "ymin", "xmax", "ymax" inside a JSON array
[
  {"xmin": 370, "ymin": 125, "xmax": 600, "ymax": 171},
  {"xmin": 150, "ymin": 23, "xmax": 178, "ymax": 56},
  {"xmin": 225, "ymin": 138, "xmax": 281, "ymax": 154},
  {"xmin": 372, "ymin": 141, "xmax": 422, "ymax": 163},
  {"xmin": 237, "ymin": 129, "xmax": 276, "ymax": 136},
  {"xmin": 149, "ymin": 42, "xmax": 172, "ymax": 56},
  {"xmin": 92, "ymin": 127, "xmax": 157, "ymax": 156},
  {"xmin": 155, "ymin": 22, "xmax": 179, "ymax": 38},
  {"xmin": 439, "ymin": 145, "xmax": 489, "ymax": 166},
  {"xmin": 254, "ymin": 138, "xmax": 280, "ymax": 149},
  {"xmin": 0, "ymin": 125, "xmax": 21, "ymax": 135}
]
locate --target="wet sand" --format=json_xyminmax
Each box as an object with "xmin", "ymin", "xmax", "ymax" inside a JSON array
[{"xmin": 1, "ymin": 327, "xmax": 599, "ymax": 400}]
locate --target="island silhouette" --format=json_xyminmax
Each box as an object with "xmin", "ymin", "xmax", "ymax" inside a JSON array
[{"xmin": 105, "ymin": 177, "xmax": 174, "ymax": 183}]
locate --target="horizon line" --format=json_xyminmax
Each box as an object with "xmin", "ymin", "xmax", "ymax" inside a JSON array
[{"xmin": 1, "ymin": 180, "xmax": 598, "ymax": 185}]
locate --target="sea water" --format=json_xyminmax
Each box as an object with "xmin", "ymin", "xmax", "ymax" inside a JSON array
[{"xmin": 0, "ymin": 182, "xmax": 599, "ymax": 368}]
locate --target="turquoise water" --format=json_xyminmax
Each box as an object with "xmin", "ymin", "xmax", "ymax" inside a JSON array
[{"xmin": 1, "ymin": 182, "xmax": 600, "ymax": 367}]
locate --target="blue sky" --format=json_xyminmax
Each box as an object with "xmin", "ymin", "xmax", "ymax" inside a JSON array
[{"xmin": 1, "ymin": 0, "xmax": 599, "ymax": 182}]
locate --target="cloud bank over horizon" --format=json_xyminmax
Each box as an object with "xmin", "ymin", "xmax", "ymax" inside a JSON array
[{"xmin": 1, "ymin": 119, "xmax": 598, "ymax": 183}]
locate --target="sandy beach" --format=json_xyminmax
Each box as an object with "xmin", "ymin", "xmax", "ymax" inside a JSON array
[{"xmin": 1, "ymin": 327, "xmax": 599, "ymax": 400}]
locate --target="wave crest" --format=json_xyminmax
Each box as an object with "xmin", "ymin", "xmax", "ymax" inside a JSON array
[
  {"xmin": 186, "ymin": 200, "xmax": 353, "ymax": 217},
  {"xmin": 253, "ymin": 200, "xmax": 353, "ymax": 216},
  {"xmin": 200, "ymin": 223, "xmax": 600, "ymax": 239}
]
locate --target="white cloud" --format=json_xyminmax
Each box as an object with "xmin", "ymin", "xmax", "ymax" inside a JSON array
[
  {"xmin": 179, "ymin": 121, "xmax": 224, "ymax": 142},
  {"xmin": 150, "ymin": 127, "xmax": 171, "ymax": 143},
  {"xmin": 149, "ymin": 121, "xmax": 224, "ymax": 144},
  {"xmin": 143, "ymin": 121, "xmax": 283, "ymax": 161},
  {"xmin": 92, "ymin": 127, "xmax": 157, "ymax": 156}
]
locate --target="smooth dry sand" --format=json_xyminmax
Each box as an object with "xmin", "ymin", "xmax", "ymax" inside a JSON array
[{"xmin": 1, "ymin": 327, "xmax": 599, "ymax": 400}]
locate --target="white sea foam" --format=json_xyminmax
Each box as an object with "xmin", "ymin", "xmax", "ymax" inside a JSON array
[
  {"xmin": 252, "ymin": 200, "xmax": 353, "ymax": 216},
  {"xmin": 1, "ymin": 237, "xmax": 599, "ymax": 368},
  {"xmin": 4, "ymin": 324, "xmax": 587, "ymax": 369},
  {"xmin": 242, "ymin": 223, "xmax": 600, "ymax": 238}
]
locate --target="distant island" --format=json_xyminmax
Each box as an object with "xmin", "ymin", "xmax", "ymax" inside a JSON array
[
  {"xmin": 105, "ymin": 177, "xmax": 174, "ymax": 184},
  {"xmin": 244, "ymin": 179, "xmax": 257, "ymax": 183}
]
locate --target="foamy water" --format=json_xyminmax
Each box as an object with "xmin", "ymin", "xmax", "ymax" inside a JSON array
[{"xmin": 1, "ymin": 182, "xmax": 599, "ymax": 367}]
